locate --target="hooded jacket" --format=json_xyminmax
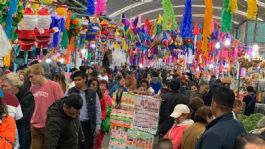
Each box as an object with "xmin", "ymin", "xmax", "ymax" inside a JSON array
[
  {"xmin": 15, "ymin": 85, "xmax": 35, "ymax": 131},
  {"xmin": 44, "ymin": 100, "xmax": 85, "ymax": 149}
]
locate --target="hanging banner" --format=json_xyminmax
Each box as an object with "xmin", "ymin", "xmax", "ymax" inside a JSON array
[
  {"xmin": 133, "ymin": 95, "xmax": 160, "ymax": 134},
  {"xmin": 109, "ymin": 93, "xmax": 161, "ymax": 149}
]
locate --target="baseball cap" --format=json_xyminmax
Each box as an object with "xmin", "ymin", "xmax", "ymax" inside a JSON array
[{"xmin": 170, "ymin": 104, "xmax": 190, "ymax": 118}]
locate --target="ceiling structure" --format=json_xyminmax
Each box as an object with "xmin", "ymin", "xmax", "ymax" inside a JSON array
[{"xmin": 67, "ymin": 0, "xmax": 265, "ymax": 26}]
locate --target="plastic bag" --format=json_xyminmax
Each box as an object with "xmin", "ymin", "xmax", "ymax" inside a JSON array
[
  {"xmin": 0, "ymin": 25, "xmax": 11, "ymax": 57},
  {"xmin": 101, "ymin": 106, "xmax": 112, "ymax": 133}
]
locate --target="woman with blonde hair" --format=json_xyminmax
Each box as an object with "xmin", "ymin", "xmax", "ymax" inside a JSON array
[{"xmin": 2, "ymin": 73, "xmax": 35, "ymax": 149}]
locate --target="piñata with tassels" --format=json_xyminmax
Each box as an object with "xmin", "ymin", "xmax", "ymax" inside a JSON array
[
  {"xmin": 95, "ymin": 0, "xmax": 106, "ymax": 16},
  {"xmin": 180, "ymin": 0, "xmax": 193, "ymax": 38},
  {"xmin": 161, "ymin": 0, "xmax": 177, "ymax": 30},
  {"xmin": 4, "ymin": 0, "xmax": 18, "ymax": 38},
  {"xmin": 247, "ymin": 0, "xmax": 258, "ymax": 20},
  {"xmin": 87, "ymin": 0, "xmax": 95, "ymax": 16},
  {"xmin": 230, "ymin": 0, "xmax": 238, "ymax": 14},
  {"xmin": 201, "ymin": 0, "xmax": 212, "ymax": 54},
  {"xmin": 221, "ymin": 0, "xmax": 233, "ymax": 32}
]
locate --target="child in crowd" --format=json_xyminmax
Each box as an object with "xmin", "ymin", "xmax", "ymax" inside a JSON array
[{"xmin": 164, "ymin": 104, "xmax": 194, "ymax": 149}]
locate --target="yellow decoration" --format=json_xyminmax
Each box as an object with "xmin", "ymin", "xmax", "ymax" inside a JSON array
[
  {"xmin": 3, "ymin": 52, "xmax": 11, "ymax": 67},
  {"xmin": 122, "ymin": 39, "xmax": 128, "ymax": 50},
  {"xmin": 157, "ymin": 14, "xmax": 163, "ymax": 25},
  {"xmin": 31, "ymin": 3, "xmax": 40, "ymax": 10},
  {"xmin": 114, "ymin": 42, "xmax": 120, "ymax": 49},
  {"xmin": 230, "ymin": 0, "xmax": 238, "ymax": 14},
  {"xmin": 201, "ymin": 0, "xmax": 212, "ymax": 54},
  {"xmin": 247, "ymin": 0, "xmax": 258, "ymax": 20},
  {"xmin": 56, "ymin": 7, "xmax": 67, "ymax": 16},
  {"xmin": 42, "ymin": 0, "xmax": 53, "ymax": 5}
]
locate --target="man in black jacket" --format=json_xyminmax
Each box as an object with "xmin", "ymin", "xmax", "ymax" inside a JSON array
[
  {"xmin": 196, "ymin": 86, "xmax": 246, "ymax": 149},
  {"xmin": 158, "ymin": 78, "xmax": 189, "ymax": 136},
  {"xmin": 44, "ymin": 93, "xmax": 85, "ymax": 149},
  {"xmin": 67, "ymin": 70, "xmax": 101, "ymax": 149}
]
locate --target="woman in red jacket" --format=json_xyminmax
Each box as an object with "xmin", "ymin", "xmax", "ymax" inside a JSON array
[
  {"xmin": 93, "ymin": 79, "xmax": 112, "ymax": 148},
  {"xmin": 164, "ymin": 104, "xmax": 194, "ymax": 149}
]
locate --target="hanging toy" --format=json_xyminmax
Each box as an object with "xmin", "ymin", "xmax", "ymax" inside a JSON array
[
  {"xmin": 56, "ymin": 7, "xmax": 67, "ymax": 16},
  {"xmin": 35, "ymin": 7, "xmax": 57, "ymax": 48},
  {"xmin": 95, "ymin": 0, "xmax": 106, "ymax": 16},
  {"xmin": 16, "ymin": 7, "xmax": 37, "ymax": 51},
  {"xmin": 42, "ymin": 0, "xmax": 53, "ymax": 5}
]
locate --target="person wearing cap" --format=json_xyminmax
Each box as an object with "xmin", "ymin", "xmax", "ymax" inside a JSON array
[
  {"xmin": 164, "ymin": 104, "xmax": 194, "ymax": 149},
  {"xmin": 196, "ymin": 86, "xmax": 246, "ymax": 149},
  {"xmin": 159, "ymin": 78, "xmax": 189, "ymax": 136}
]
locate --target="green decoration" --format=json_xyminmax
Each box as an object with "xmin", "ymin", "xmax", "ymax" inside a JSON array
[
  {"xmin": 61, "ymin": 30, "xmax": 69, "ymax": 49},
  {"xmin": 161, "ymin": 0, "xmax": 177, "ymax": 31},
  {"xmin": 87, "ymin": 52, "xmax": 92, "ymax": 60},
  {"xmin": 221, "ymin": 0, "xmax": 233, "ymax": 32},
  {"xmin": 0, "ymin": 0, "xmax": 9, "ymax": 25},
  {"xmin": 153, "ymin": 20, "xmax": 157, "ymax": 35}
]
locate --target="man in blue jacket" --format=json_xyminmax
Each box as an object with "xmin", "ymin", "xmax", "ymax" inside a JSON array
[{"xmin": 196, "ymin": 86, "xmax": 246, "ymax": 149}]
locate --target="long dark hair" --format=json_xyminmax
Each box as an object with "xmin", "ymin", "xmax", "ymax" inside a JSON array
[
  {"xmin": 88, "ymin": 78, "xmax": 102, "ymax": 98},
  {"xmin": 53, "ymin": 73, "xmax": 67, "ymax": 93},
  {"xmin": 0, "ymin": 99, "xmax": 8, "ymax": 120}
]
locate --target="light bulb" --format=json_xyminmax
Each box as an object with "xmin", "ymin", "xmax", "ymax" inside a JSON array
[
  {"xmin": 45, "ymin": 58, "xmax": 52, "ymax": 63},
  {"xmin": 139, "ymin": 64, "xmax": 143, "ymax": 68},
  {"xmin": 209, "ymin": 64, "xmax": 214, "ymax": 69},
  {"xmin": 224, "ymin": 38, "xmax": 231, "ymax": 46},
  {"xmin": 90, "ymin": 44, "xmax": 96, "ymax": 48},
  {"xmin": 215, "ymin": 42, "xmax": 221, "ymax": 49},
  {"xmin": 253, "ymin": 44, "xmax": 259, "ymax": 51},
  {"xmin": 81, "ymin": 49, "xmax": 87, "ymax": 54},
  {"xmin": 59, "ymin": 58, "xmax": 65, "ymax": 64}
]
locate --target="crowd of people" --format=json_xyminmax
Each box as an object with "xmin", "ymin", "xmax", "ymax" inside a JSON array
[{"xmin": 0, "ymin": 62, "xmax": 264, "ymax": 149}]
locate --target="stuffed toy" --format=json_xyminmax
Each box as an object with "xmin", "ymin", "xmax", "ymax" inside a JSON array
[
  {"xmin": 16, "ymin": 7, "xmax": 37, "ymax": 51},
  {"xmin": 35, "ymin": 7, "xmax": 55, "ymax": 49}
]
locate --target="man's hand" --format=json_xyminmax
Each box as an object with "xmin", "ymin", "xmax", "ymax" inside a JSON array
[{"xmin": 95, "ymin": 128, "xmax": 101, "ymax": 135}]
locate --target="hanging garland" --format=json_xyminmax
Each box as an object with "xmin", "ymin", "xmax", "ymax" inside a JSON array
[
  {"xmin": 161, "ymin": 0, "xmax": 177, "ymax": 31},
  {"xmin": 221, "ymin": 0, "xmax": 233, "ymax": 32},
  {"xmin": 201, "ymin": 0, "xmax": 212, "ymax": 54},
  {"xmin": 247, "ymin": 0, "xmax": 258, "ymax": 20},
  {"xmin": 180, "ymin": 0, "xmax": 193, "ymax": 38}
]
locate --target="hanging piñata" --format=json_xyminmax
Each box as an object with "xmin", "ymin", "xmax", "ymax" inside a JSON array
[
  {"xmin": 5, "ymin": 0, "xmax": 18, "ymax": 38},
  {"xmin": 247, "ymin": 0, "xmax": 258, "ymax": 20},
  {"xmin": 221, "ymin": 0, "xmax": 233, "ymax": 32},
  {"xmin": 230, "ymin": 0, "xmax": 238, "ymax": 14},
  {"xmin": 161, "ymin": 0, "xmax": 177, "ymax": 30},
  {"xmin": 35, "ymin": 7, "xmax": 55, "ymax": 48},
  {"xmin": 87, "ymin": 0, "xmax": 95, "ymax": 16},
  {"xmin": 95, "ymin": 0, "xmax": 106, "ymax": 16},
  {"xmin": 180, "ymin": 0, "xmax": 193, "ymax": 38},
  {"xmin": 16, "ymin": 7, "xmax": 37, "ymax": 51},
  {"xmin": 201, "ymin": 0, "xmax": 212, "ymax": 54}
]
